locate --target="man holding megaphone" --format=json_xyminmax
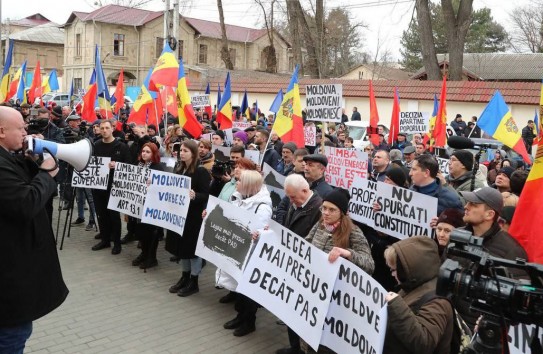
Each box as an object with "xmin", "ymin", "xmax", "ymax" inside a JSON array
[{"xmin": 0, "ymin": 107, "xmax": 69, "ymax": 353}]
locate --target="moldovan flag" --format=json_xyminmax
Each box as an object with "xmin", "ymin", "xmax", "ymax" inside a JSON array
[
  {"xmin": 387, "ymin": 87, "xmax": 400, "ymax": 145},
  {"xmin": 509, "ymin": 143, "xmax": 543, "ymax": 262},
  {"xmin": 149, "ymin": 42, "xmax": 179, "ymax": 91},
  {"xmin": 423, "ymin": 94, "xmax": 439, "ymax": 147},
  {"xmin": 81, "ymin": 83, "xmax": 98, "ymax": 123},
  {"xmin": 161, "ymin": 85, "xmax": 178, "ymax": 117},
  {"xmin": 273, "ymin": 65, "xmax": 304, "ymax": 148},
  {"xmin": 0, "ymin": 39, "xmax": 13, "ymax": 103},
  {"xmin": 477, "ymin": 91, "xmax": 531, "ymax": 164},
  {"xmin": 28, "ymin": 61, "xmax": 42, "ymax": 105},
  {"xmin": 240, "ymin": 90, "xmax": 250, "ymax": 120},
  {"xmin": 269, "ymin": 89, "xmax": 283, "ymax": 114},
  {"xmin": 217, "ymin": 72, "xmax": 232, "ymax": 129},
  {"xmin": 15, "ymin": 62, "xmax": 27, "ymax": 104},
  {"xmin": 41, "ymin": 69, "xmax": 59, "ymax": 94},
  {"xmin": 204, "ymin": 82, "xmax": 212, "ymax": 118},
  {"xmin": 8, "ymin": 60, "xmax": 26, "ymax": 101},
  {"xmin": 536, "ymin": 80, "xmax": 543, "ymax": 144},
  {"xmin": 177, "ymin": 60, "xmax": 202, "ymax": 139},
  {"xmin": 111, "ymin": 68, "xmax": 124, "ymax": 114},
  {"xmin": 369, "ymin": 80, "xmax": 380, "ymax": 146},
  {"xmin": 432, "ymin": 75, "xmax": 447, "ymax": 147},
  {"xmin": 128, "ymin": 68, "xmax": 156, "ymax": 126}
]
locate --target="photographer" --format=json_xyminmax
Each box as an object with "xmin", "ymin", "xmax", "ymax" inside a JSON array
[{"xmin": 209, "ymin": 145, "xmax": 245, "ymax": 197}]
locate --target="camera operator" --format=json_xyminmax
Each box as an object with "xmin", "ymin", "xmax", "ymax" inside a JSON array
[
  {"xmin": 209, "ymin": 145, "xmax": 244, "ymax": 197},
  {"xmin": 20, "ymin": 103, "xmax": 31, "ymax": 123},
  {"xmin": 453, "ymin": 187, "xmax": 528, "ymax": 328}
]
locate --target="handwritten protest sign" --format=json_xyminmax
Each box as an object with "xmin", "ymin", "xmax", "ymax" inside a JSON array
[
  {"xmin": 399, "ymin": 112, "xmax": 430, "ymax": 134},
  {"xmin": 437, "ymin": 157, "xmax": 450, "ymax": 176},
  {"xmin": 349, "ymin": 177, "xmax": 438, "ymax": 239},
  {"xmin": 141, "ymin": 170, "xmax": 191, "ymax": 235},
  {"xmin": 196, "ymin": 196, "xmax": 266, "ymax": 281},
  {"xmin": 305, "ymin": 84, "xmax": 342, "ymax": 123},
  {"xmin": 324, "ymin": 146, "xmax": 369, "ymax": 189},
  {"xmin": 71, "ymin": 156, "xmax": 111, "ymax": 190},
  {"xmin": 191, "ymin": 94, "xmax": 210, "ymax": 107},
  {"xmin": 107, "ymin": 163, "xmax": 151, "ymax": 218},
  {"xmin": 237, "ymin": 221, "xmax": 340, "ymax": 351},
  {"xmin": 509, "ymin": 324, "xmax": 538, "ymax": 354},
  {"xmin": 321, "ymin": 259, "xmax": 387, "ymax": 354},
  {"xmin": 305, "ymin": 126, "xmax": 316, "ymax": 146},
  {"xmin": 233, "ymin": 121, "xmax": 253, "ymax": 130},
  {"xmin": 262, "ymin": 163, "xmax": 286, "ymax": 212}
]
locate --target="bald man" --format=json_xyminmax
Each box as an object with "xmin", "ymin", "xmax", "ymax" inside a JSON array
[{"xmin": 0, "ymin": 107, "xmax": 68, "ymax": 352}]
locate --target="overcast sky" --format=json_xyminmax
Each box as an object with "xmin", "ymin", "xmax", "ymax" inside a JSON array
[{"xmin": 2, "ymin": 0, "xmax": 533, "ymax": 61}]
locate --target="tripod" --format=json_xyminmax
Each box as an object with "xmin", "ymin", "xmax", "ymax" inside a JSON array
[{"xmin": 463, "ymin": 315, "xmax": 507, "ymax": 354}]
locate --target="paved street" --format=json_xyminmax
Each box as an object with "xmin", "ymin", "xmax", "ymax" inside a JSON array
[{"xmin": 25, "ymin": 207, "xmax": 288, "ymax": 354}]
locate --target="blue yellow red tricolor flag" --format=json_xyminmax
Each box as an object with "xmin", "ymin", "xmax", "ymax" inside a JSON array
[
  {"xmin": 217, "ymin": 72, "xmax": 232, "ymax": 129},
  {"xmin": 423, "ymin": 94, "xmax": 439, "ymax": 148},
  {"xmin": 149, "ymin": 42, "xmax": 179, "ymax": 91},
  {"xmin": 269, "ymin": 89, "xmax": 283, "ymax": 114},
  {"xmin": 0, "ymin": 39, "xmax": 13, "ymax": 103},
  {"xmin": 95, "ymin": 45, "xmax": 112, "ymax": 117},
  {"xmin": 272, "ymin": 65, "xmax": 304, "ymax": 148},
  {"xmin": 129, "ymin": 68, "xmax": 155, "ymax": 125},
  {"xmin": 42, "ymin": 69, "xmax": 59, "ymax": 94},
  {"xmin": 177, "ymin": 60, "xmax": 202, "ymax": 138},
  {"xmin": 432, "ymin": 75, "xmax": 447, "ymax": 147},
  {"xmin": 8, "ymin": 60, "xmax": 26, "ymax": 102},
  {"xmin": 477, "ymin": 91, "xmax": 531, "ymax": 164},
  {"xmin": 240, "ymin": 90, "xmax": 250, "ymax": 120}
]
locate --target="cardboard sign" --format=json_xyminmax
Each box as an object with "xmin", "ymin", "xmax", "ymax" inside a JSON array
[
  {"xmin": 324, "ymin": 146, "xmax": 369, "ymax": 189},
  {"xmin": 107, "ymin": 163, "xmax": 151, "ymax": 218},
  {"xmin": 305, "ymin": 84, "xmax": 343, "ymax": 123},
  {"xmin": 141, "ymin": 170, "xmax": 191, "ymax": 235},
  {"xmin": 437, "ymin": 157, "xmax": 450, "ymax": 176},
  {"xmin": 320, "ymin": 259, "xmax": 388, "ymax": 354},
  {"xmin": 71, "ymin": 156, "xmax": 111, "ymax": 190},
  {"xmin": 304, "ymin": 126, "xmax": 317, "ymax": 146},
  {"xmin": 509, "ymin": 324, "xmax": 538, "ymax": 354},
  {"xmin": 262, "ymin": 163, "xmax": 287, "ymax": 212},
  {"xmin": 191, "ymin": 94, "xmax": 210, "ymax": 107},
  {"xmin": 236, "ymin": 221, "xmax": 340, "ymax": 351},
  {"xmin": 196, "ymin": 196, "xmax": 267, "ymax": 281},
  {"xmin": 399, "ymin": 112, "xmax": 430, "ymax": 134}
]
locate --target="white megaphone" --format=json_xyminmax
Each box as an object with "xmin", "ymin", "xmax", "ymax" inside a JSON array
[{"xmin": 25, "ymin": 136, "xmax": 93, "ymax": 172}]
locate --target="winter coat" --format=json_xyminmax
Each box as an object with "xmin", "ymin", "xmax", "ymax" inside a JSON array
[
  {"xmin": 0, "ymin": 149, "xmax": 69, "ymax": 326},
  {"xmin": 391, "ymin": 140, "xmax": 412, "ymax": 153},
  {"xmin": 446, "ymin": 171, "xmax": 484, "ymax": 204},
  {"xmin": 411, "ymin": 178, "xmax": 463, "ymax": 215},
  {"xmin": 383, "ymin": 237, "xmax": 454, "ymax": 354},
  {"xmin": 451, "ymin": 119, "xmax": 467, "ymax": 136},
  {"xmin": 261, "ymin": 144, "xmax": 281, "ymax": 170},
  {"xmin": 199, "ymin": 152, "xmax": 215, "ymax": 174},
  {"xmin": 165, "ymin": 165, "xmax": 211, "ymax": 259},
  {"xmin": 229, "ymin": 187, "xmax": 273, "ymax": 225},
  {"xmin": 218, "ymin": 178, "xmax": 237, "ymax": 202},
  {"xmin": 309, "ymin": 176, "xmax": 333, "ymax": 198},
  {"xmin": 283, "ymin": 192, "xmax": 323, "ymax": 239}
]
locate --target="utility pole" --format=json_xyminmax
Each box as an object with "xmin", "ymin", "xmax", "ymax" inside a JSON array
[
  {"xmin": 172, "ymin": 0, "xmax": 179, "ymax": 54},
  {"xmin": 163, "ymin": 0, "xmax": 170, "ymax": 48}
]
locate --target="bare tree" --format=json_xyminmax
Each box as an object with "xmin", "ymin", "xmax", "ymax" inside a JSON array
[
  {"xmin": 255, "ymin": 0, "xmax": 279, "ymax": 73},
  {"xmin": 441, "ymin": 0, "xmax": 473, "ymax": 80},
  {"xmin": 291, "ymin": 0, "xmax": 320, "ymax": 78},
  {"xmin": 415, "ymin": 0, "xmax": 441, "ymax": 80},
  {"xmin": 217, "ymin": 0, "xmax": 234, "ymax": 70},
  {"xmin": 509, "ymin": 2, "xmax": 543, "ymax": 53},
  {"xmin": 286, "ymin": 0, "xmax": 303, "ymax": 73}
]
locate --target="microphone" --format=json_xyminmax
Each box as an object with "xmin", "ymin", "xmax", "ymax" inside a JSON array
[{"xmin": 447, "ymin": 136, "xmax": 474, "ymax": 150}]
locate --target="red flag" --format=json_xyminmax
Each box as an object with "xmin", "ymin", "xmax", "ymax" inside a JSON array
[
  {"xmin": 433, "ymin": 76, "xmax": 448, "ymax": 147},
  {"xmin": 81, "ymin": 83, "xmax": 98, "ymax": 123},
  {"xmin": 113, "ymin": 69, "xmax": 124, "ymax": 114},
  {"xmin": 369, "ymin": 81, "xmax": 380, "ymax": 146},
  {"xmin": 161, "ymin": 86, "xmax": 178, "ymax": 117},
  {"xmin": 388, "ymin": 87, "xmax": 400, "ymax": 146},
  {"xmin": 28, "ymin": 62, "xmax": 42, "ymax": 105},
  {"xmin": 177, "ymin": 61, "xmax": 203, "ymax": 138}
]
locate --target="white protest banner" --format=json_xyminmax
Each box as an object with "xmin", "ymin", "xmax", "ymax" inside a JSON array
[
  {"xmin": 324, "ymin": 146, "xmax": 369, "ymax": 189},
  {"xmin": 160, "ymin": 157, "xmax": 177, "ymax": 169},
  {"xmin": 321, "ymin": 258, "xmax": 388, "ymax": 354},
  {"xmin": 237, "ymin": 220, "xmax": 340, "ymax": 351},
  {"xmin": 399, "ymin": 112, "xmax": 430, "ymax": 134},
  {"xmin": 141, "ymin": 170, "xmax": 191, "ymax": 235},
  {"xmin": 372, "ymin": 182, "xmax": 437, "ymax": 239},
  {"xmin": 71, "ymin": 156, "xmax": 111, "ymax": 190},
  {"xmin": 305, "ymin": 126, "xmax": 316, "ymax": 146},
  {"xmin": 245, "ymin": 149, "xmax": 260, "ymax": 165},
  {"xmin": 437, "ymin": 157, "xmax": 450, "ymax": 176},
  {"xmin": 262, "ymin": 163, "xmax": 287, "ymax": 212},
  {"xmin": 509, "ymin": 324, "xmax": 538, "ymax": 354},
  {"xmin": 201, "ymin": 133, "xmax": 213, "ymax": 142},
  {"xmin": 223, "ymin": 128, "xmax": 234, "ymax": 145},
  {"xmin": 305, "ymin": 84, "xmax": 342, "ymax": 123},
  {"xmin": 107, "ymin": 163, "xmax": 151, "ymax": 218},
  {"xmin": 196, "ymin": 196, "xmax": 266, "ymax": 281},
  {"xmin": 191, "ymin": 94, "xmax": 210, "ymax": 107},
  {"xmin": 349, "ymin": 177, "xmax": 379, "ymax": 227},
  {"xmin": 233, "ymin": 121, "xmax": 253, "ymax": 130}
]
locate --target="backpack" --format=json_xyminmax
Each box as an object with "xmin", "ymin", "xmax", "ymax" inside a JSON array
[{"xmin": 410, "ymin": 291, "xmax": 472, "ymax": 354}]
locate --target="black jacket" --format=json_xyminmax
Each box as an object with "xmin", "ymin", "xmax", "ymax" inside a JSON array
[
  {"xmin": 0, "ymin": 149, "xmax": 68, "ymax": 326},
  {"xmin": 283, "ymin": 192, "xmax": 322, "ymax": 239}
]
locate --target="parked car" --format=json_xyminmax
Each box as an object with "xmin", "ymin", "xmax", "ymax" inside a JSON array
[
  {"xmin": 344, "ymin": 121, "xmax": 390, "ymax": 149},
  {"xmin": 41, "ymin": 92, "xmax": 70, "ymax": 107}
]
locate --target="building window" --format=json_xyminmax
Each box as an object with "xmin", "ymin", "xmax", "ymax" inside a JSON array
[
  {"xmin": 199, "ymin": 44, "xmax": 208, "ymax": 64},
  {"xmin": 229, "ymin": 48, "xmax": 236, "ymax": 68},
  {"xmin": 156, "ymin": 37, "xmax": 164, "ymax": 58},
  {"xmin": 76, "ymin": 34, "xmax": 81, "ymax": 56},
  {"xmin": 178, "ymin": 40, "xmax": 184, "ymax": 62},
  {"xmin": 114, "ymin": 34, "xmax": 125, "ymax": 56},
  {"xmin": 74, "ymin": 78, "xmax": 82, "ymax": 92}
]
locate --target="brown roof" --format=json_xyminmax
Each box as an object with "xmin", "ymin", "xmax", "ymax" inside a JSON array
[
  {"xmin": 187, "ymin": 77, "xmax": 540, "ymax": 105},
  {"xmin": 10, "ymin": 13, "xmax": 50, "ymax": 27},
  {"xmin": 68, "ymin": 4, "xmax": 162, "ymax": 27},
  {"xmin": 184, "ymin": 17, "xmax": 268, "ymax": 43}
]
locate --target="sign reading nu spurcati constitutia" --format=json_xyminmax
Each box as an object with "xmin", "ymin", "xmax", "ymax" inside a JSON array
[{"xmin": 305, "ymin": 84, "xmax": 342, "ymax": 123}]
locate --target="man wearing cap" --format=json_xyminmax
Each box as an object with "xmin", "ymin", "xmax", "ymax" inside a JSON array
[
  {"xmin": 212, "ymin": 130, "xmax": 227, "ymax": 147},
  {"xmin": 455, "ymin": 187, "xmax": 527, "ymax": 328},
  {"xmin": 302, "ymin": 154, "xmax": 333, "ymax": 198},
  {"xmin": 276, "ymin": 142, "xmax": 297, "ymax": 176},
  {"xmin": 244, "ymin": 126, "xmax": 256, "ymax": 145},
  {"xmin": 446, "ymin": 150, "xmax": 484, "ymax": 198},
  {"xmin": 403, "ymin": 145, "xmax": 416, "ymax": 169},
  {"xmin": 233, "ymin": 131, "xmax": 248, "ymax": 147},
  {"xmin": 50, "ymin": 106, "xmax": 67, "ymax": 128},
  {"xmin": 494, "ymin": 166, "xmax": 514, "ymax": 193},
  {"xmin": 391, "ymin": 132, "xmax": 412, "ymax": 153}
]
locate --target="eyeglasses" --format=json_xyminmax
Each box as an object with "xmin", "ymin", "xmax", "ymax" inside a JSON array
[{"xmin": 320, "ymin": 206, "xmax": 340, "ymax": 214}]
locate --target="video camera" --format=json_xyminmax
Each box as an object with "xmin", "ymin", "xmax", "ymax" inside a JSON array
[
  {"xmin": 438, "ymin": 229, "xmax": 543, "ymax": 327},
  {"xmin": 211, "ymin": 159, "xmax": 235, "ymax": 179},
  {"xmin": 26, "ymin": 118, "xmax": 49, "ymax": 135}
]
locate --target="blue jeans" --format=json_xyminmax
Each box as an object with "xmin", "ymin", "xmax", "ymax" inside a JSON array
[
  {"xmin": 181, "ymin": 257, "xmax": 202, "ymax": 276},
  {"xmin": 77, "ymin": 188, "xmax": 95, "ymax": 222},
  {"xmin": 0, "ymin": 322, "xmax": 32, "ymax": 354}
]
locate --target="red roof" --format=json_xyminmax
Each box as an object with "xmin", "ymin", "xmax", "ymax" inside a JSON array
[
  {"xmin": 187, "ymin": 77, "xmax": 540, "ymax": 105},
  {"xmin": 184, "ymin": 17, "xmax": 267, "ymax": 43},
  {"xmin": 70, "ymin": 4, "xmax": 162, "ymax": 27},
  {"xmin": 10, "ymin": 13, "xmax": 50, "ymax": 27}
]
